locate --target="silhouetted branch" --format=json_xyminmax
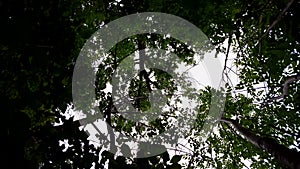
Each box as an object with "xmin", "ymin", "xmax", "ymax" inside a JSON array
[{"xmin": 258, "ymin": 0, "xmax": 295, "ymax": 42}]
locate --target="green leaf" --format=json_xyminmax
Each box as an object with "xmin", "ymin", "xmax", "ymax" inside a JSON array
[{"xmin": 170, "ymin": 155, "xmax": 182, "ymax": 164}]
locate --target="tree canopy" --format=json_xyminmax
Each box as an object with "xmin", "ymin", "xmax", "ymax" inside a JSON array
[{"xmin": 1, "ymin": 0, "xmax": 299, "ymax": 168}]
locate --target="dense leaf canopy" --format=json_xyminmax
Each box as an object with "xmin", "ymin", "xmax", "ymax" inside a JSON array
[{"xmin": 1, "ymin": 0, "xmax": 299, "ymax": 168}]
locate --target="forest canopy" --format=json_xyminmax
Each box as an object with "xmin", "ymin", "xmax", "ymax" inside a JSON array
[{"xmin": 1, "ymin": 0, "xmax": 299, "ymax": 168}]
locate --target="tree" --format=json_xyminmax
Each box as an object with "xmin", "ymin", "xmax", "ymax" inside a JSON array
[{"xmin": 1, "ymin": 0, "xmax": 299, "ymax": 168}]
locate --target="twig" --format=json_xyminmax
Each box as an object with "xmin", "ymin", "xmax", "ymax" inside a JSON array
[
  {"xmin": 224, "ymin": 71, "xmax": 235, "ymax": 89},
  {"xmin": 178, "ymin": 143, "xmax": 194, "ymax": 152},
  {"xmin": 226, "ymin": 66, "xmax": 239, "ymax": 76}
]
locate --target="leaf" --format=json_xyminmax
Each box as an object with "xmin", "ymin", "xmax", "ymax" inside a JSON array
[{"xmin": 170, "ymin": 155, "xmax": 182, "ymax": 164}]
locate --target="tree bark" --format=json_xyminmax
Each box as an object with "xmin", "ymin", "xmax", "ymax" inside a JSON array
[{"xmin": 220, "ymin": 117, "xmax": 300, "ymax": 169}]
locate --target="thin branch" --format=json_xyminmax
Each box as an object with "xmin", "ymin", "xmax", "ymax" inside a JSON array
[
  {"xmin": 25, "ymin": 43, "xmax": 54, "ymax": 49},
  {"xmin": 222, "ymin": 33, "xmax": 233, "ymax": 79},
  {"xmin": 167, "ymin": 147, "xmax": 193, "ymax": 155},
  {"xmin": 178, "ymin": 143, "xmax": 194, "ymax": 152},
  {"xmin": 224, "ymin": 71, "xmax": 235, "ymax": 89},
  {"xmin": 234, "ymin": 86, "xmax": 268, "ymax": 93},
  {"xmin": 226, "ymin": 66, "xmax": 239, "ymax": 76},
  {"xmin": 258, "ymin": 0, "xmax": 295, "ymax": 42},
  {"xmin": 265, "ymin": 74, "xmax": 300, "ymax": 102},
  {"xmin": 247, "ymin": 0, "xmax": 273, "ymax": 40},
  {"xmin": 241, "ymin": 161, "xmax": 250, "ymax": 169}
]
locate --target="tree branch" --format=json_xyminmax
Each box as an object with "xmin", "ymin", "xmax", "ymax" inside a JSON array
[
  {"xmin": 266, "ymin": 74, "xmax": 300, "ymax": 102},
  {"xmin": 222, "ymin": 33, "xmax": 233, "ymax": 80},
  {"xmin": 220, "ymin": 117, "xmax": 300, "ymax": 169},
  {"xmin": 258, "ymin": 0, "xmax": 295, "ymax": 42},
  {"xmin": 219, "ymin": 117, "xmax": 261, "ymax": 147}
]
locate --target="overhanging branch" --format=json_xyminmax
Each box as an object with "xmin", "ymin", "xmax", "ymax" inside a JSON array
[
  {"xmin": 266, "ymin": 74, "xmax": 300, "ymax": 102},
  {"xmin": 220, "ymin": 117, "xmax": 300, "ymax": 169}
]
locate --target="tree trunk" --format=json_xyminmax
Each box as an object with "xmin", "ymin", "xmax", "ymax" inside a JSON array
[{"xmin": 220, "ymin": 118, "xmax": 300, "ymax": 169}]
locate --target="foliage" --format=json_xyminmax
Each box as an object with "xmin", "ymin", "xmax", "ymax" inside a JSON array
[{"xmin": 1, "ymin": 0, "xmax": 299, "ymax": 168}]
